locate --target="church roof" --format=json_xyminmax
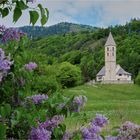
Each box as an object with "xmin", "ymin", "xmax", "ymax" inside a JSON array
[
  {"xmin": 97, "ymin": 66, "xmax": 105, "ymax": 76},
  {"xmin": 96, "ymin": 65, "xmax": 131, "ymax": 77},
  {"xmin": 116, "ymin": 66, "xmax": 131, "ymax": 75},
  {"xmin": 105, "ymin": 32, "xmax": 116, "ymax": 46}
]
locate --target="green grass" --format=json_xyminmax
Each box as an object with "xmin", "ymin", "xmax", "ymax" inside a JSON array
[{"xmin": 62, "ymin": 84, "xmax": 140, "ymax": 130}]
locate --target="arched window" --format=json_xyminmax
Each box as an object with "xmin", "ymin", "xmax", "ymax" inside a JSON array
[
  {"xmin": 107, "ymin": 47, "xmax": 109, "ymax": 51},
  {"xmin": 112, "ymin": 52, "xmax": 114, "ymax": 56},
  {"xmin": 107, "ymin": 53, "xmax": 109, "ymax": 56},
  {"xmin": 112, "ymin": 47, "xmax": 114, "ymax": 51}
]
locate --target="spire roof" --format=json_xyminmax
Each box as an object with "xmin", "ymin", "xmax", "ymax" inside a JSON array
[{"xmin": 105, "ymin": 32, "xmax": 116, "ymax": 46}]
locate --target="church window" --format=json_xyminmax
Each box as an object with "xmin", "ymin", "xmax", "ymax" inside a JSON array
[
  {"xmin": 112, "ymin": 47, "xmax": 114, "ymax": 51},
  {"xmin": 107, "ymin": 47, "xmax": 109, "ymax": 51}
]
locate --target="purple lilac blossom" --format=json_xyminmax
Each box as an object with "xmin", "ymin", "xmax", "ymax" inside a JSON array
[
  {"xmin": 1, "ymin": 28, "xmax": 26, "ymax": 43},
  {"xmin": 24, "ymin": 62, "xmax": 37, "ymax": 71},
  {"xmin": 92, "ymin": 114, "xmax": 108, "ymax": 127},
  {"xmin": 29, "ymin": 127, "xmax": 51, "ymax": 140},
  {"xmin": 71, "ymin": 95, "xmax": 87, "ymax": 112},
  {"xmin": 0, "ymin": 25, "xmax": 6, "ymax": 34},
  {"xmin": 39, "ymin": 115, "xmax": 64, "ymax": 130},
  {"xmin": 26, "ymin": 94, "xmax": 48, "ymax": 104},
  {"xmin": 0, "ymin": 48, "xmax": 13, "ymax": 82},
  {"xmin": 62, "ymin": 131, "xmax": 71, "ymax": 140},
  {"xmin": 118, "ymin": 121, "xmax": 140, "ymax": 140},
  {"xmin": 81, "ymin": 114, "xmax": 108, "ymax": 140}
]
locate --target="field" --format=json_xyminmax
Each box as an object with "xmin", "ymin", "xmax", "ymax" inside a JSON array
[{"xmin": 62, "ymin": 84, "xmax": 140, "ymax": 130}]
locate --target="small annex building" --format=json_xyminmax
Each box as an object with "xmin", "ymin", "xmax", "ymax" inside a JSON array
[{"xmin": 96, "ymin": 32, "xmax": 132, "ymax": 83}]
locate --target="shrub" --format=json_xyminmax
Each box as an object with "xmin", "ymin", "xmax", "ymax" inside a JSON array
[
  {"xmin": 56, "ymin": 62, "xmax": 82, "ymax": 88},
  {"xmin": 135, "ymin": 72, "xmax": 140, "ymax": 85},
  {"xmin": 33, "ymin": 76, "xmax": 59, "ymax": 94}
]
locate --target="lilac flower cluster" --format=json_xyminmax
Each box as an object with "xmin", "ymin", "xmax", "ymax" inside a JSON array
[
  {"xmin": 29, "ymin": 115, "xmax": 64, "ymax": 140},
  {"xmin": 0, "ymin": 48, "xmax": 13, "ymax": 82},
  {"xmin": 0, "ymin": 25, "xmax": 6, "ymax": 35},
  {"xmin": 24, "ymin": 62, "xmax": 37, "ymax": 71},
  {"xmin": 81, "ymin": 114, "xmax": 108, "ymax": 140},
  {"xmin": 106, "ymin": 121, "xmax": 140, "ymax": 140},
  {"xmin": 29, "ymin": 127, "xmax": 52, "ymax": 140},
  {"xmin": 39, "ymin": 115, "xmax": 64, "ymax": 130},
  {"xmin": 62, "ymin": 131, "xmax": 72, "ymax": 140},
  {"xmin": 1, "ymin": 27, "xmax": 26, "ymax": 43},
  {"xmin": 92, "ymin": 114, "xmax": 108, "ymax": 127},
  {"xmin": 71, "ymin": 95, "xmax": 87, "ymax": 112},
  {"xmin": 118, "ymin": 121, "xmax": 140, "ymax": 140},
  {"xmin": 26, "ymin": 94, "xmax": 48, "ymax": 104}
]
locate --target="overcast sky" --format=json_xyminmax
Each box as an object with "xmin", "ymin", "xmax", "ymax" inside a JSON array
[{"xmin": 0, "ymin": 0, "xmax": 140, "ymax": 27}]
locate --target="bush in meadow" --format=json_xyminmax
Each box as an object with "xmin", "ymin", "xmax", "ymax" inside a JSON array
[{"xmin": 57, "ymin": 62, "xmax": 82, "ymax": 88}]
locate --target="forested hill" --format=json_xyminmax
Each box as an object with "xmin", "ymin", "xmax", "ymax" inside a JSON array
[
  {"xmin": 18, "ymin": 22, "xmax": 97, "ymax": 39},
  {"xmin": 30, "ymin": 19, "xmax": 140, "ymax": 81}
]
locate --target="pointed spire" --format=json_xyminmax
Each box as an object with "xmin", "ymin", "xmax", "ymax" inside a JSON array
[{"xmin": 105, "ymin": 32, "xmax": 116, "ymax": 46}]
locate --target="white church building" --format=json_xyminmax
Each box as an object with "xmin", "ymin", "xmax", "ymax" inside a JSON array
[{"xmin": 96, "ymin": 32, "xmax": 133, "ymax": 83}]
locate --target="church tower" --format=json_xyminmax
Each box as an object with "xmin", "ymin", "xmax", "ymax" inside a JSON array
[{"xmin": 104, "ymin": 32, "xmax": 116, "ymax": 81}]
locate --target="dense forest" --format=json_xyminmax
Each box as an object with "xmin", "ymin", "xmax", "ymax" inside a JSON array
[{"xmin": 28, "ymin": 19, "xmax": 140, "ymax": 83}]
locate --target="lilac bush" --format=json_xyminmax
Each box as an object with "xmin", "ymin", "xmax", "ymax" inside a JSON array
[
  {"xmin": 26, "ymin": 94, "xmax": 48, "ymax": 104},
  {"xmin": 24, "ymin": 62, "xmax": 38, "ymax": 71}
]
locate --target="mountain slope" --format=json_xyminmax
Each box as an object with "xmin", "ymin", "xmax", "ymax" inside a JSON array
[{"xmin": 18, "ymin": 22, "xmax": 98, "ymax": 39}]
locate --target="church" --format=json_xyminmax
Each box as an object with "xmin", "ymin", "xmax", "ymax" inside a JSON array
[{"xmin": 96, "ymin": 32, "xmax": 132, "ymax": 83}]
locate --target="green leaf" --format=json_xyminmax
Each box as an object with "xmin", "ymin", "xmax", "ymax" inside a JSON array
[
  {"xmin": 13, "ymin": 7, "xmax": 22, "ymax": 22},
  {"xmin": 0, "ymin": 106, "xmax": 6, "ymax": 118},
  {"xmin": 41, "ymin": 15, "xmax": 48, "ymax": 26},
  {"xmin": 1, "ymin": 7, "xmax": 9, "ymax": 18},
  {"xmin": 29, "ymin": 11, "xmax": 39, "ymax": 25},
  {"xmin": 45, "ymin": 8, "xmax": 49, "ymax": 18},
  {"xmin": 0, "ymin": 123, "xmax": 6, "ymax": 140},
  {"xmin": 17, "ymin": 1, "xmax": 28, "ymax": 10},
  {"xmin": 4, "ymin": 104, "xmax": 11, "ymax": 117},
  {"xmin": 38, "ymin": 4, "xmax": 45, "ymax": 17}
]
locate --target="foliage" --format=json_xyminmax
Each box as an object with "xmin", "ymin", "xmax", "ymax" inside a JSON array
[
  {"xmin": 0, "ymin": 0, "xmax": 49, "ymax": 25},
  {"xmin": 56, "ymin": 62, "xmax": 82, "ymax": 88},
  {"xmin": 135, "ymin": 72, "xmax": 140, "ymax": 85}
]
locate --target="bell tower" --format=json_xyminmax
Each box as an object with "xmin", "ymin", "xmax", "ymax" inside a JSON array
[{"xmin": 104, "ymin": 32, "xmax": 116, "ymax": 81}]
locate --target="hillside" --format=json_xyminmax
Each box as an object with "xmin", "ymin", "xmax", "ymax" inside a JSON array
[
  {"xmin": 63, "ymin": 84, "xmax": 140, "ymax": 130},
  {"xmin": 30, "ymin": 19, "xmax": 140, "ymax": 81},
  {"xmin": 18, "ymin": 22, "xmax": 97, "ymax": 39}
]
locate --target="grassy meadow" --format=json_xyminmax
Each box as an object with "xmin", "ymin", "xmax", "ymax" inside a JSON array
[{"xmin": 62, "ymin": 84, "xmax": 140, "ymax": 131}]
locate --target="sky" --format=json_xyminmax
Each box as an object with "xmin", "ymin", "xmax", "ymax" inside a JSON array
[{"xmin": 1, "ymin": 0, "xmax": 140, "ymax": 27}]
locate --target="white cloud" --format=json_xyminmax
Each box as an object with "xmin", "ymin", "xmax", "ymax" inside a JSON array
[{"xmin": 0, "ymin": 0, "xmax": 140, "ymax": 27}]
